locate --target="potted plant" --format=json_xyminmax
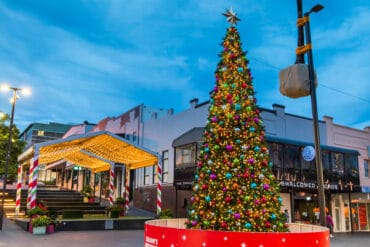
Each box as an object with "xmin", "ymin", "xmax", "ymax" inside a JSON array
[
  {"xmin": 31, "ymin": 215, "xmax": 52, "ymax": 235},
  {"xmin": 115, "ymin": 197, "xmax": 126, "ymax": 216},
  {"xmin": 107, "ymin": 204, "xmax": 123, "ymax": 218},
  {"xmin": 158, "ymin": 208, "xmax": 174, "ymax": 219},
  {"xmin": 27, "ymin": 206, "xmax": 47, "ymax": 218},
  {"xmin": 80, "ymin": 185, "xmax": 94, "ymax": 202}
]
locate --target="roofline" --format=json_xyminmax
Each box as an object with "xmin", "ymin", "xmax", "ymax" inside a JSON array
[{"xmin": 34, "ymin": 130, "xmax": 160, "ymax": 158}]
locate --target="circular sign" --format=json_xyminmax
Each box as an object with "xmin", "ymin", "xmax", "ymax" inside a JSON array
[{"xmin": 302, "ymin": 146, "xmax": 315, "ymax": 162}]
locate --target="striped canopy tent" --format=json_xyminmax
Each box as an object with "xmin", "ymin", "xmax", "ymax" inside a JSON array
[{"xmin": 16, "ymin": 130, "xmax": 162, "ymax": 215}]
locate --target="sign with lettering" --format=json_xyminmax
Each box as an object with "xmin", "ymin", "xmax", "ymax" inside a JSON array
[{"xmin": 302, "ymin": 146, "xmax": 315, "ymax": 161}]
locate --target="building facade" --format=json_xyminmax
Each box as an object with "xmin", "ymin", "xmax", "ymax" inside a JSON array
[
  {"xmin": 324, "ymin": 116, "xmax": 370, "ymax": 231},
  {"xmin": 19, "ymin": 122, "xmax": 76, "ymax": 181},
  {"xmin": 28, "ymin": 100, "xmax": 365, "ymax": 233},
  {"xmin": 125, "ymin": 100, "xmax": 363, "ymax": 233}
]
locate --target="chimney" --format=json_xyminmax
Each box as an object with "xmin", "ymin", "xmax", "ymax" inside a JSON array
[{"xmin": 190, "ymin": 98, "xmax": 199, "ymax": 108}]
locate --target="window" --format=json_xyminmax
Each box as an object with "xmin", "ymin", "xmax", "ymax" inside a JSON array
[
  {"xmin": 283, "ymin": 145, "xmax": 301, "ymax": 181},
  {"xmin": 331, "ymin": 152, "xmax": 344, "ymax": 174},
  {"xmin": 175, "ymin": 144, "xmax": 196, "ymax": 168},
  {"xmin": 162, "ymin": 150, "xmax": 169, "ymax": 183},
  {"xmin": 144, "ymin": 167, "xmax": 150, "ymax": 185},
  {"xmin": 37, "ymin": 130, "xmax": 44, "ymax": 136},
  {"xmin": 365, "ymin": 160, "xmax": 369, "ymax": 178},
  {"xmin": 267, "ymin": 142, "xmax": 283, "ymax": 180},
  {"xmin": 152, "ymin": 165, "xmax": 158, "ymax": 184},
  {"xmin": 132, "ymin": 131, "xmax": 137, "ymax": 143}
]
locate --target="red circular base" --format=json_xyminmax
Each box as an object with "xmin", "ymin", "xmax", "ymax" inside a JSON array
[{"xmin": 145, "ymin": 219, "xmax": 330, "ymax": 247}]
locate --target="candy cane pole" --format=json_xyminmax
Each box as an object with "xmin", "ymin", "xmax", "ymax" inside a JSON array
[
  {"xmin": 27, "ymin": 150, "xmax": 39, "ymax": 209},
  {"xmin": 125, "ymin": 166, "xmax": 130, "ymax": 212},
  {"xmin": 15, "ymin": 164, "xmax": 23, "ymax": 215},
  {"xmin": 108, "ymin": 165, "xmax": 115, "ymax": 206},
  {"xmin": 157, "ymin": 158, "xmax": 162, "ymax": 215}
]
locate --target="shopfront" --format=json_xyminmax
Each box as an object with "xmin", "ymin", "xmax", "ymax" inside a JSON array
[
  {"xmin": 172, "ymin": 132, "xmax": 361, "ymax": 231},
  {"xmin": 267, "ymin": 136, "xmax": 361, "ymax": 232}
]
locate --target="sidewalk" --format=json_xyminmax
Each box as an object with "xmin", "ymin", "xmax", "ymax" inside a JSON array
[
  {"xmin": 0, "ymin": 217, "xmax": 144, "ymax": 247},
  {"xmin": 1, "ymin": 216, "xmax": 370, "ymax": 247}
]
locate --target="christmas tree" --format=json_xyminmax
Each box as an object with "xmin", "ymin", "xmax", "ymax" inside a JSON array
[{"xmin": 187, "ymin": 9, "xmax": 288, "ymax": 232}]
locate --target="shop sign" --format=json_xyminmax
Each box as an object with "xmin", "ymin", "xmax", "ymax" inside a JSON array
[
  {"xmin": 175, "ymin": 181, "xmax": 193, "ymax": 190},
  {"xmin": 302, "ymin": 146, "xmax": 316, "ymax": 162},
  {"xmin": 279, "ymin": 180, "xmax": 339, "ymax": 190}
]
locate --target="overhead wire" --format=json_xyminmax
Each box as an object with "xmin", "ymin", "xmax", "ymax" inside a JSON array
[{"xmin": 250, "ymin": 56, "xmax": 370, "ymax": 104}]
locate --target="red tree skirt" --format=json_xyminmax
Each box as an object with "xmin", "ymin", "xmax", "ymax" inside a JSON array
[{"xmin": 145, "ymin": 219, "xmax": 330, "ymax": 247}]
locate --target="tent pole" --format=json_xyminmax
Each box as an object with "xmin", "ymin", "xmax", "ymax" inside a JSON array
[
  {"xmin": 108, "ymin": 163, "xmax": 115, "ymax": 206},
  {"xmin": 156, "ymin": 158, "xmax": 162, "ymax": 216},
  {"xmin": 27, "ymin": 149, "xmax": 39, "ymax": 209},
  {"xmin": 125, "ymin": 166, "xmax": 130, "ymax": 212},
  {"xmin": 15, "ymin": 164, "xmax": 23, "ymax": 215}
]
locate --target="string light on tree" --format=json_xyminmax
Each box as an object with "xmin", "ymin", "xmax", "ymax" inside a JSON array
[{"xmin": 186, "ymin": 9, "xmax": 288, "ymax": 232}]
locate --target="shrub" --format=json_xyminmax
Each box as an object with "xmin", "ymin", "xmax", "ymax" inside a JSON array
[
  {"xmin": 115, "ymin": 197, "xmax": 125, "ymax": 204},
  {"xmin": 27, "ymin": 206, "xmax": 47, "ymax": 218},
  {"xmin": 158, "ymin": 208, "xmax": 174, "ymax": 219},
  {"xmin": 80, "ymin": 185, "xmax": 93, "ymax": 197},
  {"xmin": 32, "ymin": 215, "xmax": 52, "ymax": 227}
]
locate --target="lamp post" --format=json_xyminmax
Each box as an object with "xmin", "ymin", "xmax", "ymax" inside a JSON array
[
  {"xmin": 0, "ymin": 85, "xmax": 30, "ymax": 230},
  {"xmin": 302, "ymin": 4, "xmax": 326, "ymax": 227}
]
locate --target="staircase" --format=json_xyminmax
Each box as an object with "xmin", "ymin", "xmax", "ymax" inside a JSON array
[{"xmin": 4, "ymin": 187, "xmax": 106, "ymax": 217}]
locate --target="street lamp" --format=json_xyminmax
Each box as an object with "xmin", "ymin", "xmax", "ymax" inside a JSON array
[
  {"xmin": 0, "ymin": 84, "xmax": 31, "ymax": 230},
  {"xmin": 302, "ymin": 4, "xmax": 326, "ymax": 227}
]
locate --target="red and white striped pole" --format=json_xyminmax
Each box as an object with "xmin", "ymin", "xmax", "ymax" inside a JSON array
[
  {"xmin": 15, "ymin": 164, "xmax": 23, "ymax": 215},
  {"xmin": 108, "ymin": 165, "xmax": 115, "ymax": 206},
  {"xmin": 156, "ymin": 159, "xmax": 162, "ymax": 215},
  {"xmin": 125, "ymin": 166, "xmax": 130, "ymax": 212},
  {"xmin": 27, "ymin": 150, "xmax": 39, "ymax": 209}
]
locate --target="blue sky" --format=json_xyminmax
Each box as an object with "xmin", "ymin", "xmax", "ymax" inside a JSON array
[{"xmin": 0, "ymin": 0, "xmax": 369, "ymax": 132}]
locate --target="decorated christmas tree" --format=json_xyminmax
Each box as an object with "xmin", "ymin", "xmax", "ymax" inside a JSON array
[{"xmin": 187, "ymin": 9, "xmax": 289, "ymax": 232}]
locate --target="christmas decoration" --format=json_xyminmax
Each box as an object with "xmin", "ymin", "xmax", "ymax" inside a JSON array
[{"xmin": 186, "ymin": 9, "xmax": 288, "ymax": 232}]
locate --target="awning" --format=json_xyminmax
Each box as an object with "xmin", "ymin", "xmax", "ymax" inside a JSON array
[
  {"xmin": 172, "ymin": 127, "xmax": 204, "ymax": 147},
  {"xmin": 18, "ymin": 130, "xmax": 159, "ymax": 172}
]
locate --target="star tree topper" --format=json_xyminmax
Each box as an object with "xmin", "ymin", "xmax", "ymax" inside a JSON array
[{"xmin": 223, "ymin": 8, "xmax": 241, "ymax": 25}]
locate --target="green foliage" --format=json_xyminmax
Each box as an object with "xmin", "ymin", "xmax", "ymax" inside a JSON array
[
  {"xmin": 0, "ymin": 121, "xmax": 25, "ymax": 176},
  {"xmin": 62, "ymin": 210, "xmax": 83, "ymax": 219},
  {"xmin": 107, "ymin": 204, "xmax": 123, "ymax": 218},
  {"xmin": 115, "ymin": 197, "xmax": 125, "ymax": 204},
  {"xmin": 31, "ymin": 215, "xmax": 52, "ymax": 227},
  {"xmin": 27, "ymin": 206, "xmax": 47, "ymax": 217},
  {"xmin": 158, "ymin": 209, "xmax": 173, "ymax": 219},
  {"xmin": 107, "ymin": 204, "xmax": 123, "ymax": 212},
  {"xmin": 80, "ymin": 185, "xmax": 93, "ymax": 197}
]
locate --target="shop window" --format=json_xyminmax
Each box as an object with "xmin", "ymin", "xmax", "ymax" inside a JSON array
[
  {"xmin": 267, "ymin": 142, "xmax": 283, "ymax": 173},
  {"xmin": 331, "ymin": 152, "xmax": 344, "ymax": 174},
  {"xmin": 162, "ymin": 150, "xmax": 169, "ymax": 183},
  {"xmin": 175, "ymin": 144, "xmax": 196, "ymax": 168},
  {"xmin": 144, "ymin": 167, "xmax": 150, "ymax": 185},
  {"xmin": 152, "ymin": 164, "xmax": 158, "ymax": 184},
  {"xmin": 283, "ymin": 145, "xmax": 301, "ymax": 181},
  {"xmin": 364, "ymin": 160, "xmax": 369, "ymax": 178}
]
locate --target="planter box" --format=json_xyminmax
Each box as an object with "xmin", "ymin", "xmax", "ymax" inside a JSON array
[
  {"xmin": 33, "ymin": 226, "xmax": 46, "ymax": 235},
  {"xmin": 110, "ymin": 211, "xmax": 120, "ymax": 218},
  {"xmin": 46, "ymin": 224, "xmax": 55, "ymax": 234}
]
